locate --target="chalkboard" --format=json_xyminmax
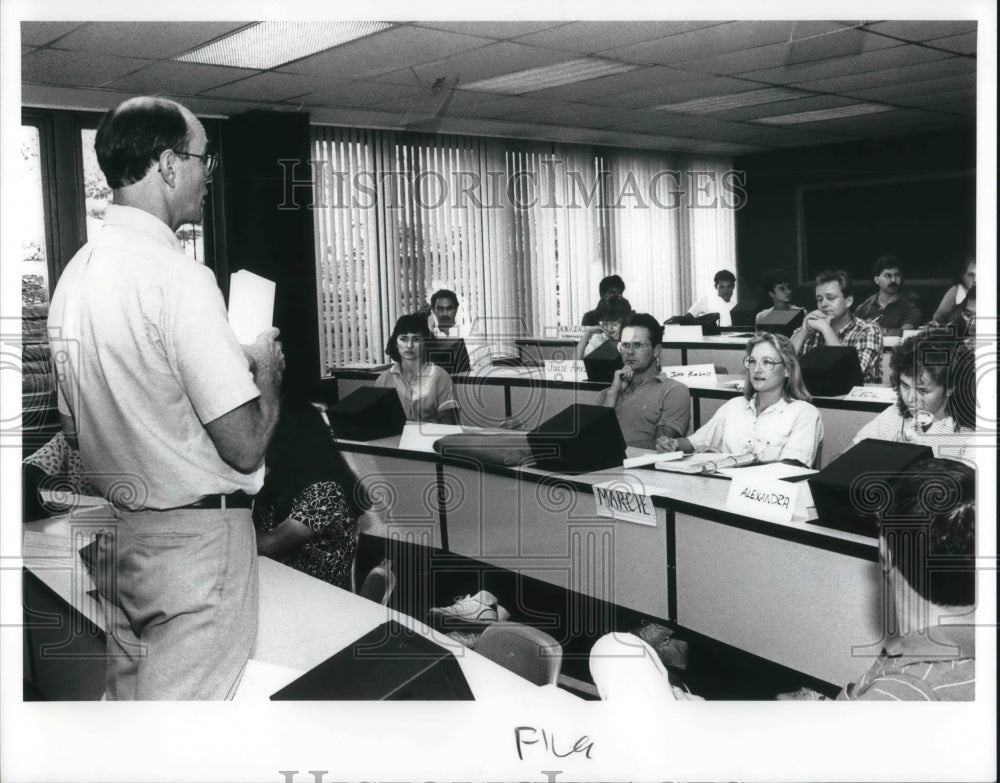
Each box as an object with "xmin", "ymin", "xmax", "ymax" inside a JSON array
[{"xmin": 797, "ymin": 173, "xmax": 975, "ymax": 283}]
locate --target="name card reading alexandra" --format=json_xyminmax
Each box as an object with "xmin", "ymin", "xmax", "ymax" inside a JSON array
[
  {"xmin": 845, "ymin": 386, "xmax": 898, "ymax": 403},
  {"xmin": 544, "ymin": 359, "xmax": 586, "ymax": 381},
  {"xmin": 725, "ymin": 474, "xmax": 799, "ymax": 524},
  {"xmin": 661, "ymin": 363, "xmax": 718, "ymax": 387},
  {"xmin": 593, "ymin": 479, "xmax": 657, "ymax": 526}
]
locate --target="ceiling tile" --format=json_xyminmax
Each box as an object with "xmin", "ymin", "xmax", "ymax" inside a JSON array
[
  {"xmin": 410, "ymin": 41, "xmax": 578, "ymax": 87},
  {"xmin": 846, "ymin": 73, "xmax": 976, "ymax": 102},
  {"xmin": 412, "ymin": 21, "xmax": 570, "ymax": 40},
  {"xmin": 20, "ymin": 22, "xmax": 86, "ymax": 47},
  {"xmin": 890, "ymin": 89, "xmax": 976, "ymax": 114},
  {"xmin": 591, "ymin": 75, "xmax": 766, "ymax": 109},
  {"xmin": 923, "ymin": 31, "xmax": 978, "ymax": 55},
  {"xmin": 521, "ymin": 65, "xmax": 687, "ymax": 104},
  {"xmin": 302, "ymin": 81, "xmax": 424, "ymax": 109},
  {"xmin": 862, "ymin": 21, "xmax": 978, "ymax": 42},
  {"xmin": 287, "ymin": 26, "xmax": 493, "ymax": 79},
  {"xmin": 201, "ymin": 71, "xmax": 317, "ymax": 102},
  {"xmin": 792, "ymin": 57, "xmax": 978, "ymax": 93},
  {"xmin": 104, "ymin": 61, "xmax": 259, "ymax": 95},
  {"xmin": 22, "ymin": 49, "xmax": 148, "ymax": 87},
  {"xmin": 444, "ymin": 94, "xmax": 560, "ymax": 120},
  {"xmin": 512, "ymin": 20, "xmax": 725, "ymax": 54},
  {"xmin": 707, "ymin": 94, "xmax": 861, "ymax": 122},
  {"xmin": 52, "ymin": 22, "xmax": 251, "ymax": 60},
  {"xmin": 501, "ymin": 101, "xmax": 621, "ymax": 129},
  {"xmin": 741, "ymin": 44, "xmax": 957, "ymax": 84}
]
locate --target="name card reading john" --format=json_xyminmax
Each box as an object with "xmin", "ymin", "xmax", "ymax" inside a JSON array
[
  {"xmin": 725, "ymin": 474, "xmax": 799, "ymax": 524},
  {"xmin": 544, "ymin": 359, "xmax": 586, "ymax": 381},
  {"xmin": 845, "ymin": 386, "xmax": 898, "ymax": 403},
  {"xmin": 593, "ymin": 480, "xmax": 657, "ymax": 526},
  {"xmin": 661, "ymin": 363, "xmax": 718, "ymax": 387}
]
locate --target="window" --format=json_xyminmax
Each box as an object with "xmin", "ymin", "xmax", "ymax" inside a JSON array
[
  {"xmin": 79, "ymin": 128, "xmax": 205, "ymax": 262},
  {"xmin": 312, "ymin": 126, "xmax": 737, "ymax": 370},
  {"xmin": 19, "ymin": 124, "xmax": 49, "ymax": 305}
]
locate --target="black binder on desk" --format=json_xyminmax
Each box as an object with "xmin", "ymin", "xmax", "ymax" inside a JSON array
[
  {"xmin": 270, "ymin": 620, "xmax": 474, "ymax": 701},
  {"xmin": 583, "ymin": 339, "xmax": 624, "ymax": 383}
]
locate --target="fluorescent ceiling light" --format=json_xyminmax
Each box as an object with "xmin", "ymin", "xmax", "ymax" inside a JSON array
[
  {"xmin": 177, "ymin": 21, "xmax": 393, "ymax": 69},
  {"xmin": 755, "ymin": 102, "xmax": 895, "ymax": 124},
  {"xmin": 652, "ymin": 87, "xmax": 808, "ymax": 114},
  {"xmin": 461, "ymin": 58, "xmax": 640, "ymax": 94}
]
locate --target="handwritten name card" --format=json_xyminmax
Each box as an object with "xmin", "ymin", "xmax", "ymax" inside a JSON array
[
  {"xmin": 544, "ymin": 359, "xmax": 586, "ymax": 381},
  {"xmin": 725, "ymin": 474, "xmax": 799, "ymax": 524},
  {"xmin": 845, "ymin": 386, "xmax": 898, "ymax": 403},
  {"xmin": 660, "ymin": 363, "xmax": 718, "ymax": 387},
  {"xmin": 593, "ymin": 480, "xmax": 657, "ymax": 526}
]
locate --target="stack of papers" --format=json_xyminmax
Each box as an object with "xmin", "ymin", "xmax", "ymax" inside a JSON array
[
  {"xmin": 622, "ymin": 451, "xmax": 684, "ymax": 469},
  {"xmin": 655, "ymin": 453, "xmax": 755, "ymax": 474}
]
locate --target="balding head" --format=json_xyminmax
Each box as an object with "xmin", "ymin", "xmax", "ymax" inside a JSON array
[{"xmin": 95, "ymin": 96, "xmax": 194, "ymax": 188}]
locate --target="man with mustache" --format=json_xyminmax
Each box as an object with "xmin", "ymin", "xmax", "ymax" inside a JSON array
[{"xmin": 853, "ymin": 255, "xmax": 922, "ymax": 331}]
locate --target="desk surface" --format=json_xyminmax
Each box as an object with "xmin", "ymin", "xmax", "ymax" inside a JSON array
[{"xmin": 22, "ymin": 514, "xmax": 577, "ymax": 703}]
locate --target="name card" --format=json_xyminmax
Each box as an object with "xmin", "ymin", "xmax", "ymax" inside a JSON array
[
  {"xmin": 663, "ymin": 325, "xmax": 703, "ymax": 341},
  {"xmin": 726, "ymin": 475, "xmax": 799, "ymax": 524},
  {"xmin": 845, "ymin": 386, "xmax": 898, "ymax": 403},
  {"xmin": 901, "ymin": 329, "xmax": 922, "ymax": 341},
  {"xmin": 660, "ymin": 363, "xmax": 718, "ymax": 387},
  {"xmin": 544, "ymin": 359, "xmax": 586, "ymax": 381},
  {"xmin": 593, "ymin": 480, "xmax": 657, "ymax": 526},
  {"xmin": 558, "ymin": 325, "xmax": 587, "ymax": 340}
]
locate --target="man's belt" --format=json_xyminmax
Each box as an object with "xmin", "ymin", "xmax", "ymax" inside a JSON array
[{"xmin": 182, "ymin": 491, "xmax": 254, "ymax": 510}]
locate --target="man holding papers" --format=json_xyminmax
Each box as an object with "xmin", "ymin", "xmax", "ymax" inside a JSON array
[
  {"xmin": 658, "ymin": 333, "xmax": 823, "ymax": 468},
  {"xmin": 598, "ymin": 313, "xmax": 690, "ymax": 450},
  {"xmin": 48, "ymin": 96, "xmax": 283, "ymax": 699}
]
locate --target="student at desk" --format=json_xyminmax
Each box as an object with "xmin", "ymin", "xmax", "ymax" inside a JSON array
[
  {"xmin": 657, "ymin": 333, "xmax": 823, "ymax": 468},
  {"xmin": 598, "ymin": 313, "xmax": 690, "ymax": 450},
  {"xmin": 576, "ymin": 299, "xmax": 630, "ymax": 358},
  {"xmin": 375, "ymin": 313, "xmax": 460, "ymax": 424},
  {"xmin": 850, "ymin": 331, "xmax": 976, "ymax": 462},
  {"xmin": 755, "ymin": 269, "xmax": 803, "ymax": 325}
]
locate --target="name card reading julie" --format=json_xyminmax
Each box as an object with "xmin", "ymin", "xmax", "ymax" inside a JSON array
[
  {"xmin": 725, "ymin": 474, "xmax": 799, "ymax": 524},
  {"xmin": 593, "ymin": 480, "xmax": 657, "ymax": 526},
  {"xmin": 544, "ymin": 359, "xmax": 586, "ymax": 381},
  {"xmin": 660, "ymin": 363, "xmax": 718, "ymax": 387},
  {"xmin": 845, "ymin": 386, "xmax": 898, "ymax": 404}
]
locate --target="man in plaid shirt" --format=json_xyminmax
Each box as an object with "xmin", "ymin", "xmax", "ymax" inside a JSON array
[{"xmin": 790, "ymin": 269, "xmax": 884, "ymax": 383}]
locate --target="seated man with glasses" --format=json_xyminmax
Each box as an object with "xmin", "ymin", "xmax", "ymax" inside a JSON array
[
  {"xmin": 658, "ymin": 333, "xmax": 823, "ymax": 468},
  {"xmin": 597, "ymin": 313, "xmax": 690, "ymax": 450}
]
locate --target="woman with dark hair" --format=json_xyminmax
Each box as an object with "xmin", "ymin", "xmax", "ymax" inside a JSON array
[
  {"xmin": 576, "ymin": 298, "xmax": 631, "ymax": 358},
  {"xmin": 374, "ymin": 313, "xmax": 460, "ymax": 424},
  {"xmin": 851, "ymin": 330, "xmax": 976, "ymax": 461},
  {"xmin": 658, "ymin": 333, "xmax": 823, "ymax": 467},
  {"xmin": 931, "ymin": 256, "xmax": 976, "ymax": 325},
  {"xmin": 253, "ymin": 399, "xmax": 370, "ymax": 591}
]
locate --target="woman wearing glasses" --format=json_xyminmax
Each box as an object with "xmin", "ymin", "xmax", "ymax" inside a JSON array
[
  {"xmin": 657, "ymin": 332, "xmax": 823, "ymax": 467},
  {"xmin": 576, "ymin": 299, "xmax": 631, "ymax": 358},
  {"xmin": 374, "ymin": 313, "xmax": 460, "ymax": 424},
  {"xmin": 850, "ymin": 331, "xmax": 975, "ymax": 461}
]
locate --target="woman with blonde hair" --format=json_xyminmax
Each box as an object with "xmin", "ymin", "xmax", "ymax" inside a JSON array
[{"xmin": 657, "ymin": 332, "xmax": 823, "ymax": 467}]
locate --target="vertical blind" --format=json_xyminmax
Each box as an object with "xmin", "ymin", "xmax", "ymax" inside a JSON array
[{"xmin": 312, "ymin": 126, "xmax": 737, "ymax": 370}]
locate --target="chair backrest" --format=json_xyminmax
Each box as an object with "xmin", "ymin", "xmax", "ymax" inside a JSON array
[
  {"xmin": 474, "ymin": 622, "xmax": 562, "ymax": 686},
  {"xmin": 357, "ymin": 558, "xmax": 395, "ymax": 606}
]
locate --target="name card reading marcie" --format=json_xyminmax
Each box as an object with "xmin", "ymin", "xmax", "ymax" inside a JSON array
[
  {"xmin": 845, "ymin": 386, "xmax": 898, "ymax": 403},
  {"xmin": 660, "ymin": 363, "xmax": 718, "ymax": 387},
  {"xmin": 544, "ymin": 359, "xmax": 586, "ymax": 381},
  {"xmin": 725, "ymin": 475, "xmax": 798, "ymax": 524},
  {"xmin": 593, "ymin": 481, "xmax": 657, "ymax": 526}
]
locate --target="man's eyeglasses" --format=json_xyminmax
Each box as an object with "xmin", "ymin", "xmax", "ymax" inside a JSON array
[
  {"xmin": 619, "ymin": 342, "xmax": 652, "ymax": 352},
  {"xmin": 179, "ymin": 150, "xmax": 219, "ymax": 177},
  {"xmin": 743, "ymin": 356, "xmax": 784, "ymax": 371}
]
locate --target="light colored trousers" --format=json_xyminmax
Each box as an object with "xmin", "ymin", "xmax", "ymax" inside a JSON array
[{"xmin": 95, "ymin": 506, "xmax": 258, "ymax": 700}]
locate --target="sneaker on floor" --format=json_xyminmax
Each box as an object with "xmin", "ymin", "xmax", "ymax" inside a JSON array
[{"xmin": 428, "ymin": 590, "xmax": 510, "ymax": 623}]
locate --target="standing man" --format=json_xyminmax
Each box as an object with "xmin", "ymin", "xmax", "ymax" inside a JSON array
[
  {"xmin": 582, "ymin": 274, "xmax": 632, "ymax": 326},
  {"xmin": 428, "ymin": 288, "xmax": 461, "ymax": 337},
  {"xmin": 598, "ymin": 313, "xmax": 690, "ymax": 449},
  {"xmin": 688, "ymin": 269, "xmax": 737, "ymax": 327},
  {"xmin": 790, "ymin": 269, "xmax": 884, "ymax": 383},
  {"xmin": 854, "ymin": 255, "xmax": 922, "ymax": 330},
  {"xmin": 48, "ymin": 96, "xmax": 283, "ymax": 699}
]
